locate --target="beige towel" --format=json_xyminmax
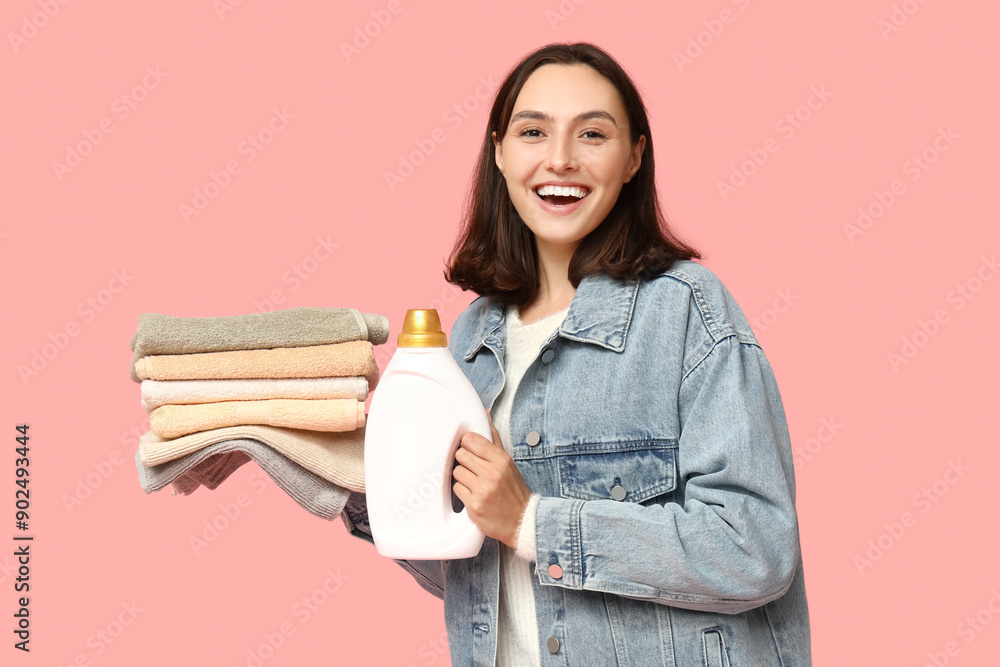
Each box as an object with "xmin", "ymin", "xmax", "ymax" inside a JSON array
[
  {"xmin": 149, "ymin": 399, "xmax": 366, "ymax": 439},
  {"xmin": 139, "ymin": 424, "xmax": 364, "ymax": 491},
  {"xmin": 134, "ymin": 341, "xmax": 378, "ymax": 388},
  {"xmin": 140, "ymin": 376, "xmax": 369, "ymax": 412},
  {"xmin": 129, "ymin": 307, "xmax": 389, "ymax": 382}
]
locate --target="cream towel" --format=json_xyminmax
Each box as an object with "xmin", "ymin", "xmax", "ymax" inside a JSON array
[
  {"xmin": 140, "ymin": 376, "xmax": 368, "ymax": 412},
  {"xmin": 149, "ymin": 399, "xmax": 366, "ymax": 439},
  {"xmin": 133, "ymin": 340, "xmax": 378, "ymax": 387},
  {"xmin": 130, "ymin": 307, "xmax": 389, "ymax": 382},
  {"xmin": 135, "ymin": 442, "xmax": 350, "ymax": 521},
  {"xmin": 139, "ymin": 424, "xmax": 364, "ymax": 491}
]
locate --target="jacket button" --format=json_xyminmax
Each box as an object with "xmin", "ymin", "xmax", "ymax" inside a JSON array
[
  {"xmin": 547, "ymin": 637, "xmax": 560, "ymax": 653},
  {"xmin": 541, "ymin": 349, "xmax": 555, "ymax": 364},
  {"xmin": 547, "ymin": 564, "xmax": 563, "ymax": 579},
  {"xmin": 525, "ymin": 431, "xmax": 540, "ymax": 446},
  {"xmin": 610, "ymin": 485, "xmax": 627, "ymax": 501}
]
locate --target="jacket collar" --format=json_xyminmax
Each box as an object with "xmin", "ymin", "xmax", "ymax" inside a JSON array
[{"xmin": 462, "ymin": 273, "xmax": 641, "ymax": 361}]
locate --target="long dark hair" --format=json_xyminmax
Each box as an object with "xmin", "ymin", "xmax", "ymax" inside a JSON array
[{"xmin": 445, "ymin": 42, "xmax": 700, "ymax": 306}]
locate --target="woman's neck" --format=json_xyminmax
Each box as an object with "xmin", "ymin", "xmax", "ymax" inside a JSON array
[{"xmin": 520, "ymin": 243, "xmax": 577, "ymax": 324}]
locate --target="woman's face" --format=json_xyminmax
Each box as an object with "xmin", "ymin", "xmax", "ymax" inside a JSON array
[{"xmin": 494, "ymin": 64, "xmax": 645, "ymax": 259}]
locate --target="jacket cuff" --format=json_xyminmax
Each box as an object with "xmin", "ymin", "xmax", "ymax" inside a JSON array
[
  {"xmin": 532, "ymin": 495, "xmax": 584, "ymax": 588},
  {"xmin": 514, "ymin": 493, "xmax": 541, "ymax": 562},
  {"xmin": 340, "ymin": 491, "xmax": 374, "ymax": 545}
]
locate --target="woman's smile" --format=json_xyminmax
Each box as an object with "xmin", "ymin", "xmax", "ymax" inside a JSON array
[{"xmin": 533, "ymin": 182, "xmax": 591, "ymax": 214}]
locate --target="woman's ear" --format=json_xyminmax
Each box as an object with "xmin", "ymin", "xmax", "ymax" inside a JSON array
[
  {"xmin": 493, "ymin": 130, "xmax": 504, "ymax": 173},
  {"xmin": 624, "ymin": 134, "xmax": 646, "ymax": 183}
]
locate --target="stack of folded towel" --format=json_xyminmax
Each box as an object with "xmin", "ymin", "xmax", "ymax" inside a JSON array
[{"xmin": 130, "ymin": 307, "xmax": 388, "ymax": 520}]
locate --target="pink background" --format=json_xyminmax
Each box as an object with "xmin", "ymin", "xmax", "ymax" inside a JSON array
[{"xmin": 3, "ymin": 1, "xmax": 999, "ymax": 665}]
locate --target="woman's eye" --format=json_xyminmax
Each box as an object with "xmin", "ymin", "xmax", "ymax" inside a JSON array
[
  {"xmin": 583, "ymin": 130, "xmax": 607, "ymax": 140},
  {"xmin": 518, "ymin": 128, "xmax": 543, "ymax": 138}
]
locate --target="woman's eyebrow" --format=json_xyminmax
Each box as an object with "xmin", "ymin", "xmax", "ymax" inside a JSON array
[{"xmin": 510, "ymin": 110, "xmax": 619, "ymax": 126}]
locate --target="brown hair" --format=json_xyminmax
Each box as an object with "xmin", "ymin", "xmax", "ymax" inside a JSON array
[{"xmin": 444, "ymin": 42, "xmax": 700, "ymax": 306}]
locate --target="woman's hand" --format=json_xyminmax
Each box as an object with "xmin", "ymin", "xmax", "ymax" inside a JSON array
[{"xmin": 452, "ymin": 410, "xmax": 532, "ymax": 550}]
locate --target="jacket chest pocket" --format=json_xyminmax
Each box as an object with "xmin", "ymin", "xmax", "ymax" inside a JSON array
[{"xmin": 555, "ymin": 441, "xmax": 677, "ymax": 504}]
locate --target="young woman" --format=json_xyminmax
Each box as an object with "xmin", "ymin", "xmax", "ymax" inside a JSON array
[{"xmin": 344, "ymin": 42, "xmax": 812, "ymax": 666}]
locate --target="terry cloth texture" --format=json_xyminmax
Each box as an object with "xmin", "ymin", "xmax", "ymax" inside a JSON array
[
  {"xmin": 135, "ymin": 441, "xmax": 351, "ymax": 521},
  {"xmin": 171, "ymin": 450, "xmax": 253, "ymax": 492},
  {"xmin": 129, "ymin": 308, "xmax": 389, "ymax": 382},
  {"xmin": 133, "ymin": 341, "xmax": 379, "ymax": 388},
  {"xmin": 149, "ymin": 399, "xmax": 366, "ymax": 439},
  {"xmin": 139, "ymin": 424, "xmax": 365, "ymax": 491},
  {"xmin": 140, "ymin": 376, "xmax": 369, "ymax": 412}
]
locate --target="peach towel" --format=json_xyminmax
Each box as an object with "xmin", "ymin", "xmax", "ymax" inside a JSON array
[
  {"xmin": 149, "ymin": 399, "xmax": 366, "ymax": 439},
  {"xmin": 134, "ymin": 340, "xmax": 378, "ymax": 388}
]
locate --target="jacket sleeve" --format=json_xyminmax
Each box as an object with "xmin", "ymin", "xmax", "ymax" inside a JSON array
[
  {"xmin": 530, "ymin": 334, "xmax": 800, "ymax": 614},
  {"xmin": 340, "ymin": 491, "xmax": 447, "ymax": 600}
]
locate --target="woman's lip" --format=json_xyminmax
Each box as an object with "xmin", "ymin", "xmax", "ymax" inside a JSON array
[{"xmin": 534, "ymin": 189, "xmax": 589, "ymax": 215}]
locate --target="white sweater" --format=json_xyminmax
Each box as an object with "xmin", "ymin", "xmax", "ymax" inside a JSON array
[{"xmin": 493, "ymin": 305, "xmax": 568, "ymax": 667}]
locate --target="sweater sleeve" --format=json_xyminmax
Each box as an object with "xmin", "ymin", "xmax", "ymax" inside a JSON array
[
  {"xmin": 513, "ymin": 493, "xmax": 541, "ymax": 562},
  {"xmin": 529, "ymin": 335, "xmax": 800, "ymax": 614}
]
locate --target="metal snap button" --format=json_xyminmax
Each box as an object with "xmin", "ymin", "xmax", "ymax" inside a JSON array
[
  {"xmin": 547, "ymin": 637, "xmax": 560, "ymax": 653},
  {"xmin": 547, "ymin": 563, "xmax": 563, "ymax": 579},
  {"xmin": 541, "ymin": 349, "xmax": 555, "ymax": 364},
  {"xmin": 610, "ymin": 485, "xmax": 627, "ymax": 501},
  {"xmin": 525, "ymin": 430, "xmax": 540, "ymax": 446}
]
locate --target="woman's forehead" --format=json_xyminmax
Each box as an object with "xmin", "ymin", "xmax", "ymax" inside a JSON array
[{"xmin": 512, "ymin": 64, "xmax": 626, "ymax": 120}]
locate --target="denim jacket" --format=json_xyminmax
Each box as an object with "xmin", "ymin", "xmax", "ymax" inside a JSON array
[{"xmin": 342, "ymin": 260, "xmax": 811, "ymax": 666}]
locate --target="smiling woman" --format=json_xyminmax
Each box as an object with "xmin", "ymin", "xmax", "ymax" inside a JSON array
[
  {"xmin": 492, "ymin": 64, "xmax": 645, "ymax": 290},
  {"xmin": 342, "ymin": 42, "xmax": 812, "ymax": 666}
]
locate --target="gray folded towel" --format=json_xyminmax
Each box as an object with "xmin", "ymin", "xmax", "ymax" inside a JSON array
[
  {"xmin": 129, "ymin": 307, "xmax": 390, "ymax": 382},
  {"xmin": 135, "ymin": 439, "xmax": 350, "ymax": 521},
  {"xmin": 172, "ymin": 450, "xmax": 253, "ymax": 493}
]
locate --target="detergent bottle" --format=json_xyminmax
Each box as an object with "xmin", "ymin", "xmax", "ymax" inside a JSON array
[{"xmin": 364, "ymin": 309, "xmax": 489, "ymax": 559}]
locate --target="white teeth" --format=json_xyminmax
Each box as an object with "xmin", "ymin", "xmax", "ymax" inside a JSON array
[{"xmin": 536, "ymin": 185, "xmax": 588, "ymax": 198}]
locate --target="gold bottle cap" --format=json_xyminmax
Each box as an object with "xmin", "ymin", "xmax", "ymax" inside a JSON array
[{"xmin": 397, "ymin": 309, "xmax": 448, "ymax": 348}]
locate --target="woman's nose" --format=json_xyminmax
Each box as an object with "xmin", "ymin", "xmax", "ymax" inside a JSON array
[{"xmin": 544, "ymin": 133, "xmax": 578, "ymax": 171}]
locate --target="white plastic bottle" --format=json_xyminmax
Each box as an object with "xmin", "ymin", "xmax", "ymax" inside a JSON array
[{"xmin": 364, "ymin": 309, "xmax": 489, "ymax": 559}]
